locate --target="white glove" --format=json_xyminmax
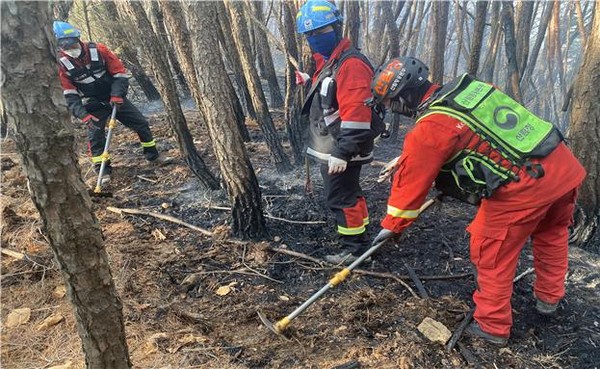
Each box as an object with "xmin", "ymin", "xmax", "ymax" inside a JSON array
[
  {"xmin": 328, "ymin": 156, "xmax": 347, "ymax": 175},
  {"xmin": 295, "ymin": 70, "xmax": 310, "ymax": 86},
  {"xmin": 377, "ymin": 156, "xmax": 400, "ymax": 183}
]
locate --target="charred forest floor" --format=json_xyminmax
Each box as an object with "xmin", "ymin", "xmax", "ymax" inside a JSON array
[{"xmin": 1, "ymin": 109, "xmax": 599, "ymax": 369}]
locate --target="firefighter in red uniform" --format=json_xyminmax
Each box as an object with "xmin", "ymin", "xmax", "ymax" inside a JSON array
[
  {"xmin": 53, "ymin": 21, "xmax": 165, "ymax": 184},
  {"xmin": 371, "ymin": 57, "xmax": 586, "ymax": 346},
  {"xmin": 295, "ymin": 1, "xmax": 384, "ymax": 263}
]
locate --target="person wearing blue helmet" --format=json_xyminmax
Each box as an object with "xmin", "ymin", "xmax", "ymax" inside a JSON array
[
  {"xmin": 53, "ymin": 21, "xmax": 168, "ymax": 184},
  {"xmin": 295, "ymin": 1, "xmax": 385, "ymax": 264}
]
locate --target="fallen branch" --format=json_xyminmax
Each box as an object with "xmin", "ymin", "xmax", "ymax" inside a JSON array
[
  {"xmin": 1, "ymin": 248, "xmax": 25, "ymax": 260},
  {"xmin": 107, "ymin": 207, "xmax": 213, "ymax": 236},
  {"xmin": 446, "ymin": 309, "xmax": 474, "ymax": 352},
  {"xmin": 513, "ymin": 267, "xmax": 535, "ymax": 283},
  {"xmin": 195, "ymin": 204, "xmax": 326, "ymax": 225},
  {"xmin": 136, "ymin": 175, "xmax": 157, "ymax": 183},
  {"xmin": 404, "ymin": 262, "xmax": 429, "ymax": 299}
]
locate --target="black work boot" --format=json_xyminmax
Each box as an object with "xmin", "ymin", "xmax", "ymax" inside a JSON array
[
  {"xmin": 325, "ymin": 233, "xmax": 371, "ymax": 264},
  {"xmin": 143, "ymin": 146, "xmax": 160, "ymax": 161},
  {"xmin": 464, "ymin": 321, "xmax": 508, "ymax": 346}
]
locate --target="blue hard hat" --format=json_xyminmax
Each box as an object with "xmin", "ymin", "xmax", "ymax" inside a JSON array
[
  {"xmin": 53, "ymin": 21, "xmax": 81, "ymax": 40},
  {"xmin": 296, "ymin": 0, "xmax": 343, "ymax": 34}
]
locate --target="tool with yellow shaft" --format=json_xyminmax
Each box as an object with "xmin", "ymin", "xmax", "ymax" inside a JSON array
[
  {"xmin": 258, "ymin": 198, "xmax": 436, "ymax": 336},
  {"xmin": 92, "ymin": 105, "xmax": 118, "ymax": 196}
]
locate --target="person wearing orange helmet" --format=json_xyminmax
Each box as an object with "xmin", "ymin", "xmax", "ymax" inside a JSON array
[{"xmin": 371, "ymin": 57, "xmax": 586, "ymax": 346}]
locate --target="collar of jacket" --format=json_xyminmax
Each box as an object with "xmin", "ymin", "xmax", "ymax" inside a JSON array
[
  {"xmin": 313, "ymin": 38, "xmax": 352, "ymax": 75},
  {"xmin": 59, "ymin": 42, "xmax": 89, "ymax": 67}
]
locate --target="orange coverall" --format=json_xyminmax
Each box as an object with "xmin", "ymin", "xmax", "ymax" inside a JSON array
[{"xmin": 382, "ymin": 85, "xmax": 586, "ymax": 337}]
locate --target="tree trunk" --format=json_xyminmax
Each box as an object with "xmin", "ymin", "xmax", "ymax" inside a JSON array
[
  {"xmin": 467, "ymin": 1, "xmax": 488, "ymax": 76},
  {"xmin": 515, "ymin": 0, "xmax": 535, "ymax": 76},
  {"xmin": 216, "ymin": 1, "xmax": 257, "ymax": 124},
  {"xmin": 452, "ymin": 1, "xmax": 466, "ymax": 77},
  {"xmin": 116, "ymin": 0, "xmax": 219, "ymax": 190},
  {"xmin": 146, "ymin": 1, "xmax": 191, "ymax": 99},
  {"xmin": 249, "ymin": 1, "xmax": 284, "ymax": 108},
  {"xmin": 185, "ymin": 1, "xmax": 266, "ymax": 239},
  {"xmin": 574, "ymin": 0, "xmax": 588, "ymax": 50},
  {"xmin": 502, "ymin": 1, "xmax": 523, "ymax": 102},
  {"xmin": 159, "ymin": 0, "xmax": 249, "ymax": 142},
  {"xmin": 277, "ymin": 1, "xmax": 305, "ymax": 164},
  {"xmin": 1, "ymin": 2, "xmax": 131, "ymax": 367},
  {"xmin": 343, "ymin": 0, "xmax": 360, "ymax": 46},
  {"xmin": 481, "ymin": 1, "xmax": 502, "ymax": 82},
  {"xmin": 52, "ymin": 0, "xmax": 73, "ymax": 20},
  {"xmin": 520, "ymin": 1, "xmax": 553, "ymax": 88},
  {"xmin": 568, "ymin": 1, "xmax": 600, "ymax": 252},
  {"xmin": 225, "ymin": 0, "xmax": 292, "ymax": 172},
  {"xmin": 101, "ymin": 1, "xmax": 161, "ymax": 102},
  {"xmin": 383, "ymin": 1, "xmax": 401, "ymax": 59},
  {"xmin": 430, "ymin": 1, "xmax": 449, "ymax": 84}
]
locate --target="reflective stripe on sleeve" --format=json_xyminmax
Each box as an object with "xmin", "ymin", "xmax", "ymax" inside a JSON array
[
  {"xmin": 387, "ymin": 205, "xmax": 420, "ymax": 219},
  {"xmin": 63, "ymin": 89, "xmax": 79, "ymax": 95},
  {"xmin": 113, "ymin": 73, "xmax": 130, "ymax": 78},
  {"xmin": 340, "ymin": 121, "xmax": 370, "ymax": 130}
]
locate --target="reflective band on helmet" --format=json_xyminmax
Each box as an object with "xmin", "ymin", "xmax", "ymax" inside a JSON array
[
  {"xmin": 312, "ymin": 5, "xmax": 332, "ymax": 11},
  {"xmin": 387, "ymin": 205, "xmax": 419, "ymax": 219},
  {"xmin": 337, "ymin": 224, "xmax": 366, "ymax": 236},
  {"xmin": 140, "ymin": 140, "xmax": 156, "ymax": 148}
]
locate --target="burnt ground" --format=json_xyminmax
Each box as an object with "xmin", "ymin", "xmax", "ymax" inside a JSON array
[{"xmin": 1, "ymin": 109, "xmax": 599, "ymax": 369}]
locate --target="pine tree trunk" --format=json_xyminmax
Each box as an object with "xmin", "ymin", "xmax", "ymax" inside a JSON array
[
  {"xmin": 225, "ymin": 0, "xmax": 292, "ymax": 173},
  {"xmin": 215, "ymin": 1, "xmax": 257, "ymax": 123},
  {"xmin": 116, "ymin": 0, "xmax": 219, "ymax": 190},
  {"xmin": 185, "ymin": 1, "xmax": 266, "ymax": 239},
  {"xmin": 249, "ymin": 1, "xmax": 284, "ymax": 108},
  {"xmin": 158, "ymin": 0, "xmax": 249, "ymax": 142},
  {"xmin": 467, "ymin": 1, "xmax": 488, "ymax": 76},
  {"xmin": 515, "ymin": 0, "xmax": 535, "ymax": 76},
  {"xmin": 502, "ymin": 1, "xmax": 523, "ymax": 102},
  {"xmin": 430, "ymin": 1, "xmax": 449, "ymax": 84},
  {"xmin": 568, "ymin": 1, "xmax": 600, "ymax": 253},
  {"xmin": 521, "ymin": 1, "xmax": 553, "ymax": 89},
  {"xmin": 101, "ymin": 1, "xmax": 161, "ymax": 102},
  {"xmin": 146, "ymin": 1, "xmax": 191, "ymax": 99},
  {"xmin": 1, "ymin": 2, "xmax": 131, "ymax": 367},
  {"xmin": 343, "ymin": 0, "xmax": 360, "ymax": 46}
]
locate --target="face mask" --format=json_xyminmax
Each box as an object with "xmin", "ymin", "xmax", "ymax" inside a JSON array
[
  {"xmin": 307, "ymin": 30, "xmax": 338, "ymax": 59},
  {"xmin": 63, "ymin": 44, "xmax": 82, "ymax": 58}
]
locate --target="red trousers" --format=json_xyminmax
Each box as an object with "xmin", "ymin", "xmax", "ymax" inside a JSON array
[{"xmin": 467, "ymin": 188, "xmax": 578, "ymax": 337}]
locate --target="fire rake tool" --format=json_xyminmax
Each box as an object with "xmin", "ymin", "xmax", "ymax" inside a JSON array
[
  {"xmin": 89, "ymin": 105, "xmax": 117, "ymax": 198},
  {"xmin": 258, "ymin": 198, "xmax": 436, "ymax": 336}
]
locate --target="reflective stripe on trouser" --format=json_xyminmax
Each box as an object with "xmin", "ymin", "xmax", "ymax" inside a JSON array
[
  {"xmin": 319, "ymin": 164, "xmax": 368, "ymax": 236},
  {"xmin": 85, "ymin": 97, "xmax": 154, "ymax": 160},
  {"xmin": 467, "ymin": 188, "xmax": 577, "ymax": 337}
]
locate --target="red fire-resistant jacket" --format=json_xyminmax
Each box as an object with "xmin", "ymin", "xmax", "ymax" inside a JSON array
[
  {"xmin": 382, "ymin": 85, "xmax": 587, "ymax": 234},
  {"xmin": 305, "ymin": 39, "xmax": 378, "ymax": 165},
  {"xmin": 58, "ymin": 42, "xmax": 129, "ymax": 119}
]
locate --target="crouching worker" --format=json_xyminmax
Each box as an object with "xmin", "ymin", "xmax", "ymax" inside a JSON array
[
  {"xmin": 370, "ymin": 57, "xmax": 586, "ymax": 346},
  {"xmin": 53, "ymin": 21, "xmax": 168, "ymax": 184}
]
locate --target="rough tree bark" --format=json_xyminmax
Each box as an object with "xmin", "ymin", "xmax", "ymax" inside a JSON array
[
  {"xmin": 159, "ymin": 0, "xmax": 250, "ymax": 142},
  {"xmin": 343, "ymin": 0, "xmax": 360, "ymax": 46},
  {"xmin": 215, "ymin": 1, "xmax": 257, "ymax": 124},
  {"xmin": 276, "ymin": 1, "xmax": 305, "ymax": 164},
  {"xmin": 430, "ymin": 1, "xmax": 449, "ymax": 84},
  {"xmin": 568, "ymin": 2, "xmax": 600, "ymax": 252},
  {"xmin": 52, "ymin": 0, "xmax": 73, "ymax": 20},
  {"xmin": 225, "ymin": 0, "xmax": 292, "ymax": 173},
  {"xmin": 515, "ymin": 0, "xmax": 535, "ymax": 76},
  {"xmin": 452, "ymin": 1, "xmax": 466, "ymax": 77},
  {"xmin": 1, "ymin": 2, "xmax": 131, "ymax": 367},
  {"xmin": 116, "ymin": 0, "xmax": 219, "ymax": 190},
  {"xmin": 502, "ymin": 1, "xmax": 523, "ymax": 102},
  {"xmin": 146, "ymin": 1, "xmax": 191, "ymax": 99},
  {"xmin": 249, "ymin": 1, "xmax": 284, "ymax": 108},
  {"xmin": 467, "ymin": 1, "xmax": 488, "ymax": 76},
  {"xmin": 520, "ymin": 1, "xmax": 553, "ymax": 88},
  {"xmin": 185, "ymin": 1, "xmax": 266, "ymax": 239},
  {"xmin": 101, "ymin": 1, "xmax": 161, "ymax": 102},
  {"xmin": 481, "ymin": 1, "xmax": 502, "ymax": 82}
]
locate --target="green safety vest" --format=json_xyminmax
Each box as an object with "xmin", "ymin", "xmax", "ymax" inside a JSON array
[{"xmin": 418, "ymin": 74, "xmax": 563, "ymax": 205}]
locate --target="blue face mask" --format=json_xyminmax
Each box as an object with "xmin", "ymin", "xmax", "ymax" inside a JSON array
[{"xmin": 307, "ymin": 30, "xmax": 338, "ymax": 59}]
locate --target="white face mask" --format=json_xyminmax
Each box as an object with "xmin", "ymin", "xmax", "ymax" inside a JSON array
[{"xmin": 63, "ymin": 45, "xmax": 82, "ymax": 58}]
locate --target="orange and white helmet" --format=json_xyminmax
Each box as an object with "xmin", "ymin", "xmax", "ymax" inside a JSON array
[{"xmin": 371, "ymin": 57, "xmax": 429, "ymax": 104}]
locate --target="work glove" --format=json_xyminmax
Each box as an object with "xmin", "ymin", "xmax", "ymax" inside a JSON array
[
  {"xmin": 328, "ymin": 156, "xmax": 347, "ymax": 175},
  {"xmin": 373, "ymin": 228, "xmax": 398, "ymax": 245},
  {"xmin": 295, "ymin": 70, "xmax": 310, "ymax": 86},
  {"xmin": 110, "ymin": 96, "xmax": 124, "ymax": 110},
  {"xmin": 82, "ymin": 114, "xmax": 100, "ymax": 129},
  {"xmin": 377, "ymin": 156, "xmax": 400, "ymax": 183}
]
